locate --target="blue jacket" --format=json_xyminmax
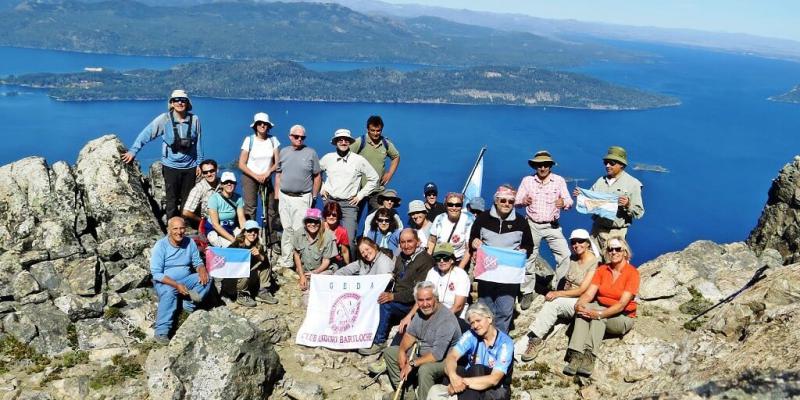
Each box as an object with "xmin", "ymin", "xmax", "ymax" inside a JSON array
[{"xmin": 129, "ymin": 111, "xmax": 203, "ymax": 169}]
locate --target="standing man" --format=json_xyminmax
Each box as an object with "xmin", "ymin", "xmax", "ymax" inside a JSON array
[
  {"xmin": 575, "ymin": 146, "xmax": 644, "ymax": 254},
  {"xmin": 182, "ymin": 159, "xmax": 221, "ymax": 228},
  {"xmin": 275, "ymin": 125, "xmax": 321, "ymax": 270},
  {"xmin": 122, "ymin": 89, "xmax": 203, "ymax": 219},
  {"xmin": 150, "ymin": 217, "xmax": 211, "ymax": 344},
  {"xmin": 516, "ymin": 150, "xmax": 573, "ymax": 307},
  {"xmin": 423, "ymin": 182, "xmax": 446, "ymax": 222},
  {"xmin": 382, "ymin": 281, "xmax": 461, "ymax": 400},
  {"xmin": 320, "ymin": 129, "xmax": 379, "ymax": 251},
  {"xmin": 351, "ymin": 115, "xmax": 400, "ymax": 214}
]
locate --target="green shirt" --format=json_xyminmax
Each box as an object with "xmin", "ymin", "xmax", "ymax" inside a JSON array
[
  {"xmin": 589, "ymin": 170, "xmax": 644, "ymax": 228},
  {"xmin": 292, "ymin": 230, "xmax": 338, "ymax": 272},
  {"xmin": 351, "ymin": 135, "xmax": 399, "ymax": 192}
]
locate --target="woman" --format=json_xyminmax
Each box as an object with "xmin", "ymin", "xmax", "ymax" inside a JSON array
[
  {"xmin": 407, "ymin": 200, "xmax": 431, "ymax": 251},
  {"xmin": 428, "ymin": 192, "xmax": 474, "ymax": 269},
  {"xmin": 365, "ymin": 208, "xmax": 401, "ymax": 257},
  {"xmin": 206, "ymin": 171, "xmax": 246, "ymax": 247},
  {"xmin": 520, "ymin": 228, "xmax": 598, "ymax": 362},
  {"xmin": 334, "ymin": 237, "xmax": 394, "ymax": 276},
  {"xmin": 433, "ymin": 302, "xmax": 513, "ymax": 400},
  {"xmin": 228, "ymin": 220, "xmax": 278, "ymax": 306},
  {"xmin": 563, "ymin": 236, "xmax": 639, "ymax": 377},
  {"xmin": 238, "ymin": 112, "xmax": 280, "ymax": 221},
  {"xmin": 293, "ymin": 208, "xmax": 338, "ymax": 291},
  {"xmin": 363, "ymin": 188, "xmax": 404, "ymax": 232},
  {"xmin": 323, "ymin": 202, "xmax": 350, "ymax": 268}
]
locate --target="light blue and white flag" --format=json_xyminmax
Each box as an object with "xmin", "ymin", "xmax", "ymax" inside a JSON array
[
  {"xmin": 205, "ymin": 247, "xmax": 251, "ymax": 279},
  {"xmin": 575, "ymin": 188, "xmax": 619, "ymax": 220},
  {"xmin": 462, "ymin": 148, "xmax": 485, "ymax": 201},
  {"xmin": 474, "ymin": 245, "xmax": 527, "ymax": 284}
]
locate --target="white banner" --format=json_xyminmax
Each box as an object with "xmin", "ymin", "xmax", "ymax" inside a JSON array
[{"xmin": 296, "ymin": 273, "xmax": 393, "ymax": 349}]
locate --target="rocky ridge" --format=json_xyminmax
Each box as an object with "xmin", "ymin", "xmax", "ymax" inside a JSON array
[{"xmin": 1, "ymin": 136, "xmax": 799, "ymax": 399}]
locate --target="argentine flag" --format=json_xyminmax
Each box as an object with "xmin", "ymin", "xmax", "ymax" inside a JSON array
[
  {"xmin": 205, "ymin": 247, "xmax": 251, "ymax": 279},
  {"xmin": 474, "ymin": 245, "xmax": 526, "ymax": 284},
  {"xmin": 463, "ymin": 149, "xmax": 485, "ymax": 201},
  {"xmin": 576, "ymin": 188, "xmax": 619, "ymax": 220}
]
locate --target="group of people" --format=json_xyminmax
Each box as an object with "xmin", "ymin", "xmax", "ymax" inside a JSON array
[{"xmin": 134, "ymin": 90, "xmax": 644, "ymax": 398}]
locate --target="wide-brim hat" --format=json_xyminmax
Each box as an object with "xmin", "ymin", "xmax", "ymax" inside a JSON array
[
  {"xmin": 432, "ymin": 242, "xmax": 455, "ymax": 258},
  {"xmin": 528, "ymin": 150, "xmax": 556, "ymax": 168},
  {"xmin": 407, "ymin": 200, "xmax": 427, "ymax": 215},
  {"xmin": 331, "ymin": 128, "xmax": 355, "ymax": 145},
  {"xmin": 377, "ymin": 189, "xmax": 402, "ymax": 207},
  {"xmin": 603, "ymin": 146, "xmax": 628, "ymax": 166},
  {"xmin": 250, "ymin": 112, "xmax": 274, "ymax": 128},
  {"xmin": 167, "ymin": 89, "xmax": 192, "ymax": 111}
]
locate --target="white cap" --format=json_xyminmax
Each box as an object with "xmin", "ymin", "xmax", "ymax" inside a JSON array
[
  {"xmin": 220, "ymin": 171, "xmax": 237, "ymax": 183},
  {"xmin": 250, "ymin": 112, "xmax": 274, "ymax": 128},
  {"xmin": 569, "ymin": 229, "xmax": 591, "ymax": 240}
]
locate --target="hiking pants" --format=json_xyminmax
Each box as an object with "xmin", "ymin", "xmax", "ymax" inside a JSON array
[
  {"xmin": 567, "ymin": 302, "xmax": 634, "ymax": 355},
  {"xmin": 384, "ymin": 345, "xmax": 445, "ymax": 400},
  {"xmin": 375, "ymin": 301, "xmax": 413, "ymax": 344},
  {"xmin": 477, "ymin": 281, "xmax": 518, "ymax": 334},
  {"xmin": 153, "ymin": 269, "xmax": 211, "ymax": 337},
  {"xmin": 521, "ymin": 220, "xmax": 570, "ymax": 294},
  {"xmin": 334, "ymin": 199, "xmax": 359, "ymax": 254},
  {"xmin": 162, "ymin": 165, "xmax": 196, "ymax": 219},
  {"xmin": 278, "ymin": 191, "xmax": 313, "ymax": 268},
  {"xmin": 528, "ymin": 297, "xmax": 578, "ymax": 339}
]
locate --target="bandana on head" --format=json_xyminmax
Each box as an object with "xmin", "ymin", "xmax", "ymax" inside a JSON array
[
  {"xmin": 494, "ymin": 186, "xmax": 516, "ymax": 199},
  {"xmin": 445, "ymin": 192, "xmax": 464, "ymax": 202}
]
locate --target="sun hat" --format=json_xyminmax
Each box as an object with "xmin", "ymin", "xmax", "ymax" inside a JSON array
[
  {"xmin": 407, "ymin": 200, "xmax": 427, "ymax": 215},
  {"xmin": 250, "ymin": 112, "xmax": 274, "ymax": 128},
  {"xmin": 167, "ymin": 89, "xmax": 192, "ymax": 111},
  {"xmin": 244, "ymin": 220, "xmax": 260, "ymax": 230},
  {"xmin": 220, "ymin": 171, "xmax": 237, "ymax": 183},
  {"xmin": 432, "ymin": 242, "xmax": 455, "ymax": 258},
  {"xmin": 377, "ymin": 189, "xmax": 402, "ymax": 207},
  {"xmin": 331, "ymin": 128, "xmax": 355, "ymax": 145},
  {"xmin": 569, "ymin": 229, "xmax": 591, "ymax": 240},
  {"xmin": 528, "ymin": 150, "xmax": 556, "ymax": 168},
  {"xmin": 603, "ymin": 146, "xmax": 628, "ymax": 166},
  {"xmin": 467, "ymin": 197, "xmax": 485, "ymax": 212},
  {"xmin": 304, "ymin": 208, "xmax": 322, "ymax": 221},
  {"xmin": 423, "ymin": 182, "xmax": 438, "ymax": 195}
]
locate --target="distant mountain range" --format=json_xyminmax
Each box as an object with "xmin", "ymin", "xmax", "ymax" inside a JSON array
[{"xmin": 0, "ymin": 58, "xmax": 679, "ymax": 110}]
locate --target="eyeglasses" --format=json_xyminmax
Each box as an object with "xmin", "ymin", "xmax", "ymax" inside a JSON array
[
  {"xmin": 496, "ymin": 198, "xmax": 514, "ymax": 205},
  {"xmin": 201, "ymin": 169, "xmax": 216, "ymax": 175},
  {"xmin": 222, "ymin": 181, "xmax": 236, "ymax": 185},
  {"xmin": 446, "ymin": 202, "xmax": 463, "ymax": 208},
  {"xmin": 434, "ymin": 256, "xmax": 454, "ymax": 262},
  {"xmin": 290, "ymin": 134, "xmax": 306, "ymax": 140},
  {"xmin": 170, "ymin": 98, "xmax": 188, "ymax": 103},
  {"xmin": 570, "ymin": 239, "xmax": 589, "ymax": 245},
  {"xmin": 245, "ymin": 229, "xmax": 259, "ymax": 234},
  {"xmin": 604, "ymin": 160, "xmax": 620, "ymax": 166},
  {"xmin": 376, "ymin": 218, "xmax": 391, "ymax": 223},
  {"xmin": 607, "ymin": 247, "xmax": 624, "ymax": 253}
]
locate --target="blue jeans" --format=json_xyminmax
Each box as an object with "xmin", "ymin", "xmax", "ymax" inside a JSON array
[
  {"xmin": 375, "ymin": 301, "xmax": 413, "ymax": 344},
  {"xmin": 153, "ymin": 269, "xmax": 212, "ymax": 337},
  {"xmin": 477, "ymin": 281, "xmax": 518, "ymax": 334}
]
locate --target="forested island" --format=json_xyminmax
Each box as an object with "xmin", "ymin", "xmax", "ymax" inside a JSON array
[
  {"xmin": 770, "ymin": 85, "xmax": 800, "ymax": 103},
  {"xmin": 1, "ymin": 59, "xmax": 679, "ymax": 110}
]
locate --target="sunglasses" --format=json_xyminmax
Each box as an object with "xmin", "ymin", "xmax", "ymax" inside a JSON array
[
  {"xmin": 325, "ymin": 213, "xmax": 338, "ymax": 218},
  {"xmin": 222, "ymin": 181, "xmax": 236, "ymax": 185},
  {"xmin": 255, "ymin": 121, "xmax": 271, "ymax": 127},
  {"xmin": 570, "ymin": 239, "xmax": 589, "ymax": 245},
  {"xmin": 425, "ymin": 192, "xmax": 437, "ymax": 197},
  {"xmin": 170, "ymin": 98, "xmax": 189, "ymax": 103},
  {"xmin": 604, "ymin": 160, "xmax": 620, "ymax": 166},
  {"xmin": 446, "ymin": 202, "xmax": 463, "ymax": 208},
  {"xmin": 376, "ymin": 218, "xmax": 391, "ymax": 223},
  {"xmin": 533, "ymin": 163, "xmax": 552, "ymax": 169},
  {"xmin": 305, "ymin": 219, "xmax": 321, "ymax": 225},
  {"xmin": 335, "ymin": 138, "xmax": 351, "ymax": 143},
  {"xmin": 496, "ymin": 198, "xmax": 514, "ymax": 205},
  {"xmin": 434, "ymin": 255, "xmax": 454, "ymax": 262},
  {"xmin": 607, "ymin": 247, "xmax": 624, "ymax": 253},
  {"xmin": 291, "ymin": 134, "xmax": 306, "ymax": 140},
  {"xmin": 245, "ymin": 229, "xmax": 259, "ymax": 234},
  {"xmin": 201, "ymin": 169, "xmax": 216, "ymax": 175}
]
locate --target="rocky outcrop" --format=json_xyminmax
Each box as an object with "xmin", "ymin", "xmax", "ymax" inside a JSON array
[{"xmin": 748, "ymin": 155, "xmax": 800, "ymax": 264}]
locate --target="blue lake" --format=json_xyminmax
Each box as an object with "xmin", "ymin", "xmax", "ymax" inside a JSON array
[{"xmin": 2, "ymin": 44, "xmax": 800, "ymax": 264}]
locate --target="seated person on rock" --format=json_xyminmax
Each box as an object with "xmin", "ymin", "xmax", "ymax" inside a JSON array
[
  {"xmin": 363, "ymin": 188, "xmax": 405, "ymax": 232},
  {"xmin": 182, "ymin": 159, "xmax": 221, "ymax": 230},
  {"xmin": 365, "ymin": 208, "xmax": 402, "ymax": 258},
  {"xmin": 359, "ymin": 228, "xmax": 434, "ymax": 356},
  {"xmin": 335, "ymin": 237, "xmax": 395, "ymax": 276},
  {"xmin": 428, "ymin": 302, "xmax": 514, "ymax": 400},
  {"xmin": 563, "ymin": 236, "xmax": 639, "ymax": 378},
  {"xmin": 206, "ymin": 171, "xmax": 246, "ymax": 247},
  {"xmin": 225, "ymin": 220, "xmax": 278, "ymax": 306},
  {"xmin": 150, "ymin": 217, "xmax": 211, "ymax": 344},
  {"xmin": 381, "ymin": 281, "xmax": 462, "ymax": 400},
  {"xmin": 521, "ymin": 228, "xmax": 598, "ymax": 362},
  {"xmin": 293, "ymin": 208, "xmax": 338, "ymax": 292}
]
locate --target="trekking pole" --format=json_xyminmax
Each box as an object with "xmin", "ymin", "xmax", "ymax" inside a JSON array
[
  {"xmin": 260, "ymin": 183, "xmax": 270, "ymax": 254},
  {"xmin": 687, "ymin": 265, "xmax": 769, "ymax": 323},
  {"xmin": 392, "ymin": 342, "xmax": 419, "ymax": 400}
]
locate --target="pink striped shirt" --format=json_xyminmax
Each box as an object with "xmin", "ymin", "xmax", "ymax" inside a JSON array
[{"xmin": 515, "ymin": 173, "xmax": 573, "ymax": 222}]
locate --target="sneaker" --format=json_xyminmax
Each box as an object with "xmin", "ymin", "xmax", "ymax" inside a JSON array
[
  {"xmin": 563, "ymin": 350, "xmax": 583, "ymax": 376},
  {"xmin": 153, "ymin": 335, "xmax": 170, "ymax": 346},
  {"xmin": 367, "ymin": 358, "xmax": 386, "ymax": 375},
  {"xmin": 519, "ymin": 292, "xmax": 535, "ymax": 311},
  {"xmin": 520, "ymin": 335, "xmax": 544, "ymax": 362},
  {"xmin": 236, "ymin": 293, "xmax": 257, "ymax": 308},
  {"xmin": 358, "ymin": 342, "xmax": 387, "ymax": 356},
  {"xmin": 577, "ymin": 351, "xmax": 596, "ymax": 377},
  {"xmin": 256, "ymin": 290, "xmax": 279, "ymax": 304}
]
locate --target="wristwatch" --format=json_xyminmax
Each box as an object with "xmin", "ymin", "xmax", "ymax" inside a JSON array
[{"xmin": 409, "ymin": 359, "xmax": 417, "ymax": 368}]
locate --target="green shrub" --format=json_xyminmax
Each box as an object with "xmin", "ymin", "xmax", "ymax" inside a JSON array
[{"xmin": 88, "ymin": 354, "xmax": 143, "ymax": 390}]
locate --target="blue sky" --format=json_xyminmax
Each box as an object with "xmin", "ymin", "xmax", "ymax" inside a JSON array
[{"xmin": 381, "ymin": 0, "xmax": 800, "ymax": 42}]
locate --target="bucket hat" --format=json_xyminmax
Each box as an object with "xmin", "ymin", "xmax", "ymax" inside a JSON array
[
  {"xmin": 528, "ymin": 150, "xmax": 556, "ymax": 168},
  {"xmin": 304, "ymin": 208, "xmax": 322, "ymax": 221},
  {"xmin": 167, "ymin": 89, "xmax": 192, "ymax": 111},
  {"xmin": 407, "ymin": 200, "xmax": 427, "ymax": 215},
  {"xmin": 331, "ymin": 129, "xmax": 355, "ymax": 145},
  {"xmin": 250, "ymin": 112, "xmax": 274, "ymax": 128},
  {"xmin": 377, "ymin": 189, "xmax": 402, "ymax": 207},
  {"xmin": 432, "ymin": 242, "xmax": 455, "ymax": 258},
  {"xmin": 603, "ymin": 146, "xmax": 628, "ymax": 166}
]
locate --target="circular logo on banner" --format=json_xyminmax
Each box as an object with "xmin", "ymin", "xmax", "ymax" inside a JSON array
[{"xmin": 329, "ymin": 292, "xmax": 362, "ymax": 333}]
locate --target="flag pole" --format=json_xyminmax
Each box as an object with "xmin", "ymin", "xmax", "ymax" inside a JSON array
[{"xmin": 461, "ymin": 147, "xmax": 487, "ymax": 195}]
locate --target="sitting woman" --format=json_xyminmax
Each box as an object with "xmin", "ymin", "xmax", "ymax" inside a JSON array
[
  {"xmin": 431, "ymin": 302, "xmax": 513, "ymax": 400},
  {"xmin": 563, "ymin": 236, "xmax": 639, "ymax": 377},
  {"xmin": 293, "ymin": 208, "xmax": 338, "ymax": 291},
  {"xmin": 363, "ymin": 188, "xmax": 404, "ymax": 232},
  {"xmin": 323, "ymin": 202, "xmax": 350, "ymax": 269},
  {"xmin": 227, "ymin": 220, "xmax": 278, "ymax": 306},
  {"xmin": 520, "ymin": 228, "xmax": 598, "ymax": 362},
  {"xmin": 206, "ymin": 171, "xmax": 246, "ymax": 247},
  {"xmin": 364, "ymin": 208, "xmax": 401, "ymax": 258},
  {"xmin": 334, "ymin": 237, "xmax": 394, "ymax": 276}
]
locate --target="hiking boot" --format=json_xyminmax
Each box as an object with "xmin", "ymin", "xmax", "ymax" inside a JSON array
[
  {"xmin": 519, "ymin": 292, "xmax": 535, "ymax": 311},
  {"xmin": 577, "ymin": 351, "xmax": 596, "ymax": 377},
  {"xmin": 367, "ymin": 358, "xmax": 386, "ymax": 375},
  {"xmin": 236, "ymin": 293, "xmax": 257, "ymax": 307},
  {"xmin": 187, "ymin": 289, "xmax": 203, "ymax": 303},
  {"xmin": 358, "ymin": 342, "xmax": 386, "ymax": 356},
  {"xmin": 562, "ymin": 350, "xmax": 583, "ymax": 376},
  {"xmin": 520, "ymin": 335, "xmax": 544, "ymax": 362},
  {"xmin": 153, "ymin": 335, "xmax": 170, "ymax": 346},
  {"xmin": 256, "ymin": 290, "xmax": 279, "ymax": 304}
]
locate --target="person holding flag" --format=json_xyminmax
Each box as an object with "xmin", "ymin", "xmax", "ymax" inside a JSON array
[
  {"xmin": 469, "ymin": 185, "xmax": 533, "ymax": 333},
  {"xmin": 227, "ymin": 220, "xmax": 277, "ymax": 306}
]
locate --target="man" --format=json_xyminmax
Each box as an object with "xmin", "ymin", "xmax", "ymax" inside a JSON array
[
  {"xmin": 275, "ymin": 125, "xmax": 321, "ymax": 269},
  {"xmin": 575, "ymin": 146, "xmax": 644, "ymax": 254},
  {"xmin": 182, "ymin": 159, "xmax": 221, "ymax": 228},
  {"xmin": 351, "ymin": 115, "xmax": 400, "ymax": 213},
  {"xmin": 150, "ymin": 217, "xmax": 211, "ymax": 344},
  {"xmin": 469, "ymin": 185, "xmax": 533, "ymax": 333},
  {"xmin": 422, "ymin": 182, "xmax": 446, "ymax": 222},
  {"xmin": 359, "ymin": 228, "xmax": 433, "ymax": 356},
  {"xmin": 320, "ymin": 129, "xmax": 379, "ymax": 251},
  {"xmin": 123, "ymin": 89, "xmax": 203, "ymax": 219},
  {"xmin": 382, "ymin": 281, "xmax": 461, "ymax": 400},
  {"xmin": 516, "ymin": 150, "xmax": 573, "ymax": 308}
]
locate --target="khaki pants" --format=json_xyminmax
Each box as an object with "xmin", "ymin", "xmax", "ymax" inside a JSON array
[
  {"xmin": 567, "ymin": 302, "xmax": 634, "ymax": 355},
  {"xmin": 278, "ymin": 191, "xmax": 313, "ymax": 268},
  {"xmin": 527, "ymin": 297, "xmax": 578, "ymax": 339},
  {"xmin": 522, "ymin": 220, "xmax": 571, "ymax": 293},
  {"xmin": 385, "ymin": 345, "xmax": 446, "ymax": 400}
]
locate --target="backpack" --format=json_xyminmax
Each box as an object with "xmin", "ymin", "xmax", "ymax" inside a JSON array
[
  {"xmin": 245, "ymin": 134, "xmax": 279, "ymax": 161},
  {"xmin": 355, "ymin": 135, "xmax": 390, "ymax": 155},
  {"xmin": 165, "ymin": 113, "xmax": 196, "ymax": 153}
]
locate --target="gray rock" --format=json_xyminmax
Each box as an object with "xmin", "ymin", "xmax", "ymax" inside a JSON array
[
  {"xmin": 287, "ymin": 381, "xmax": 324, "ymax": 400},
  {"xmin": 145, "ymin": 307, "xmax": 283, "ymax": 399},
  {"xmin": 15, "ymin": 302, "xmax": 72, "ymax": 356},
  {"xmin": 75, "ymin": 318, "xmax": 128, "ymax": 351},
  {"xmin": 3, "ymin": 312, "xmax": 37, "ymax": 344},
  {"xmin": 107, "ymin": 264, "xmax": 150, "ymax": 293},
  {"xmin": 748, "ymin": 157, "xmax": 800, "ymax": 264},
  {"xmin": 19, "ymin": 291, "xmax": 50, "ymax": 305},
  {"xmin": 146, "ymin": 160, "xmax": 167, "ymax": 223},
  {"xmin": 53, "ymin": 294, "xmax": 105, "ymax": 321},
  {"xmin": 19, "ymin": 250, "xmax": 49, "ymax": 268},
  {"xmin": 12, "ymin": 271, "xmax": 41, "ymax": 299},
  {"xmin": 29, "ymin": 260, "xmax": 68, "ymax": 297},
  {"xmin": 97, "ymin": 236, "xmax": 153, "ymax": 262},
  {"xmin": 63, "ymin": 256, "xmax": 101, "ymax": 296},
  {"xmin": 0, "ymin": 252, "xmax": 23, "ymax": 298}
]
